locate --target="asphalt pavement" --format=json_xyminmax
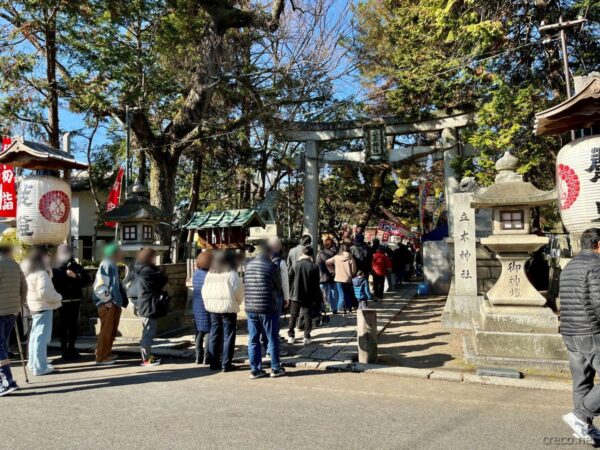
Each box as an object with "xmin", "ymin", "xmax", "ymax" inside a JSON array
[{"xmin": 1, "ymin": 354, "xmax": 582, "ymax": 449}]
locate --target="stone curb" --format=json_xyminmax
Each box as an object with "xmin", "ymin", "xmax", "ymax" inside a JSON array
[
  {"xmin": 308, "ymin": 362, "xmax": 570, "ymax": 391},
  {"xmin": 50, "ymin": 340, "xmax": 570, "ymax": 391}
]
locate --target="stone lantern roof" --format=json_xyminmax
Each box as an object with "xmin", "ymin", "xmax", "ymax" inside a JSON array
[
  {"xmin": 471, "ymin": 151, "xmax": 556, "ymax": 208},
  {"xmin": 103, "ymin": 181, "xmax": 171, "ymax": 223}
]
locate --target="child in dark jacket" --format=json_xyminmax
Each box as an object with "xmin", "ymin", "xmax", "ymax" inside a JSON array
[{"xmin": 352, "ymin": 271, "xmax": 372, "ymax": 309}]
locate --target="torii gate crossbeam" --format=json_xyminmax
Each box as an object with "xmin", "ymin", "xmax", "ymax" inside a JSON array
[{"xmin": 279, "ymin": 112, "xmax": 477, "ymax": 244}]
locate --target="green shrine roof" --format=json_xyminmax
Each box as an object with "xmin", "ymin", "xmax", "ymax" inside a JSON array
[{"xmin": 184, "ymin": 209, "xmax": 265, "ymax": 230}]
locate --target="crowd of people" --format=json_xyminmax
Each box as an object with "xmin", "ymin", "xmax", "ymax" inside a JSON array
[{"xmin": 0, "ymin": 232, "xmax": 417, "ymax": 394}]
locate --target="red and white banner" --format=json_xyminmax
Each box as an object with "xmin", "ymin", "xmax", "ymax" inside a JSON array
[
  {"xmin": 0, "ymin": 137, "xmax": 16, "ymax": 218},
  {"xmin": 105, "ymin": 167, "xmax": 124, "ymax": 228},
  {"xmin": 378, "ymin": 219, "xmax": 411, "ymax": 237},
  {"xmin": 1, "ymin": 136, "xmax": 11, "ymax": 152}
]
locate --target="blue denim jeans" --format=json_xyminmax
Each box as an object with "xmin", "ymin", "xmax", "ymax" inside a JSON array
[
  {"xmin": 0, "ymin": 315, "xmax": 16, "ymax": 361},
  {"xmin": 248, "ymin": 312, "xmax": 281, "ymax": 373},
  {"xmin": 336, "ymin": 282, "xmax": 355, "ymax": 311},
  {"xmin": 261, "ymin": 296, "xmax": 283, "ymax": 351},
  {"xmin": 208, "ymin": 313, "xmax": 237, "ymax": 370},
  {"xmin": 28, "ymin": 310, "xmax": 53, "ymax": 375},
  {"xmin": 320, "ymin": 282, "xmax": 338, "ymax": 312}
]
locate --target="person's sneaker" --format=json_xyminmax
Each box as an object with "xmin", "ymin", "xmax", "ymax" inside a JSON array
[
  {"xmin": 287, "ymin": 336, "xmax": 295, "ymax": 345},
  {"xmin": 563, "ymin": 413, "xmax": 596, "ymax": 445},
  {"xmin": 107, "ymin": 354, "xmax": 118, "ymax": 361},
  {"xmin": 587, "ymin": 422, "xmax": 600, "ymax": 441},
  {"xmin": 249, "ymin": 370, "xmax": 268, "ymax": 380},
  {"xmin": 0, "ymin": 383, "xmax": 14, "ymax": 397},
  {"xmin": 270, "ymin": 368, "xmax": 286, "ymax": 378},
  {"xmin": 279, "ymin": 347, "xmax": 289, "ymax": 356},
  {"xmin": 303, "ymin": 337, "xmax": 312, "ymax": 345},
  {"xmin": 141, "ymin": 357, "xmax": 161, "ymax": 367},
  {"xmin": 221, "ymin": 365, "xmax": 239, "ymax": 373},
  {"xmin": 33, "ymin": 367, "xmax": 55, "ymax": 376},
  {"xmin": 95, "ymin": 359, "xmax": 116, "ymax": 366}
]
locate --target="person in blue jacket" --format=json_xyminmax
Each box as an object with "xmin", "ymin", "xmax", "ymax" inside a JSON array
[
  {"xmin": 192, "ymin": 251, "xmax": 213, "ymax": 365},
  {"xmin": 352, "ymin": 270, "xmax": 372, "ymax": 310}
]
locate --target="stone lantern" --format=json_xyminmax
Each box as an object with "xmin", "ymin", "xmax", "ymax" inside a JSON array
[
  {"xmin": 466, "ymin": 151, "xmax": 567, "ymax": 369},
  {"xmin": 98, "ymin": 180, "xmax": 173, "ymax": 339},
  {"xmin": 103, "ymin": 181, "xmax": 170, "ymax": 257}
]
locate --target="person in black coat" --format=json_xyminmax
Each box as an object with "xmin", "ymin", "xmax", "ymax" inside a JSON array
[
  {"xmin": 287, "ymin": 246, "xmax": 321, "ymax": 345},
  {"xmin": 134, "ymin": 248, "xmax": 168, "ymax": 366},
  {"xmin": 559, "ymin": 228, "xmax": 600, "ymax": 443},
  {"xmin": 52, "ymin": 244, "xmax": 91, "ymax": 360}
]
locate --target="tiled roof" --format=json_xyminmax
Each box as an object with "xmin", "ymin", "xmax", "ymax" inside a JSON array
[
  {"xmin": 184, "ymin": 209, "xmax": 265, "ymax": 230},
  {"xmin": 0, "ymin": 137, "xmax": 88, "ymax": 170}
]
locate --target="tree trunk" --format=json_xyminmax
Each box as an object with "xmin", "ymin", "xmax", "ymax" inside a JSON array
[
  {"xmin": 138, "ymin": 150, "xmax": 147, "ymax": 185},
  {"xmin": 149, "ymin": 152, "xmax": 178, "ymax": 261},
  {"xmin": 45, "ymin": 12, "xmax": 60, "ymax": 150},
  {"xmin": 185, "ymin": 151, "xmax": 204, "ymax": 243}
]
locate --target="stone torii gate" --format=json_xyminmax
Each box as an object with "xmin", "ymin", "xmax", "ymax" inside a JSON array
[{"xmin": 280, "ymin": 113, "xmax": 477, "ymax": 243}]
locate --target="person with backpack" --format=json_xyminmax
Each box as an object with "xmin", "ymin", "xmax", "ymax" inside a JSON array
[
  {"xmin": 202, "ymin": 251, "xmax": 245, "ymax": 372},
  {"xmin": 93, "ymin": 243, "xmax": 128, "ymax": 366},
  {"xmin": 134, "ymin": 248, "xmax": 169, "ymax": 367},
  {"xmin": 22, "ymin": 247, "xmax": 62, "ymax": 376},
  {"xmin": 52, "ymin": 244, "xmax": 91, "ymax": 360},
  {"xmin": 287, "ymin": 246, "xmax": 321, "ymax": 345},
  {"xmin": 268, "ymin": 237, "xmax": 290, "ymax": 328}
]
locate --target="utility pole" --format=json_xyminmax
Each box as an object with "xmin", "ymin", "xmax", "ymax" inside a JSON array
[
  {"xmin": 125, "ymin": 105, "xmax": 131, "ymax": 196},
  {"xmin": 124, "ymin": 105, "xmax": 143, "ymax": 197},
  {"xmin": 540, "ymin": 16, "xmax": 587, "ymax": 140}
]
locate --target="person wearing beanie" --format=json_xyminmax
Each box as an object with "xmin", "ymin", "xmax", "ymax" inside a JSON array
[
  {"xmin": 0, "ymin": 243, "xmax": 27, "ymax": 396},
  {"xmin": 92, "ymin": 243, "xmax": 127, "ymax": 365},
  {"xmin": 52, "ymin": 244, "xmax": 91, "ymax": 360}
]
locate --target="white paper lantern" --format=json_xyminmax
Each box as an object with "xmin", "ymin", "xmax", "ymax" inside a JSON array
[
  {"xmin": 17, "ymin": 175, "xmax": 71, "ymax": 245},
  {"xmin": 556, "ymin": 135, "xmax": 600, "ymax": 236}
]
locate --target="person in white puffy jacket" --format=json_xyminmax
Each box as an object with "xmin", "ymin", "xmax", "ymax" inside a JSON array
[
  {"xmin": 202, "ymin": 251, "xmax": 244, "ymax": 372},
  {"xmin": 22, "ymin": 247, "xmax": 62, "ymax": 376}
]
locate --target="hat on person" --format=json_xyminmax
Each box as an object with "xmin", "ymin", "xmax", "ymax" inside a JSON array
[{"xmin": 103, "ymin": 242, "xmax": 120, "ymax": 259}]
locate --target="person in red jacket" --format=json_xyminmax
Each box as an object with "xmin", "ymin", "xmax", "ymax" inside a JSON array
[{"xmin": 371, "ymin": 247, "xmax": 392, "ymax": 300}]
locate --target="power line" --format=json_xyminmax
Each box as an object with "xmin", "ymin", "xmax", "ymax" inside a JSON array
[{"xmin": 303, "ymin": 35, "xmax": 560, "ymax": 119}]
